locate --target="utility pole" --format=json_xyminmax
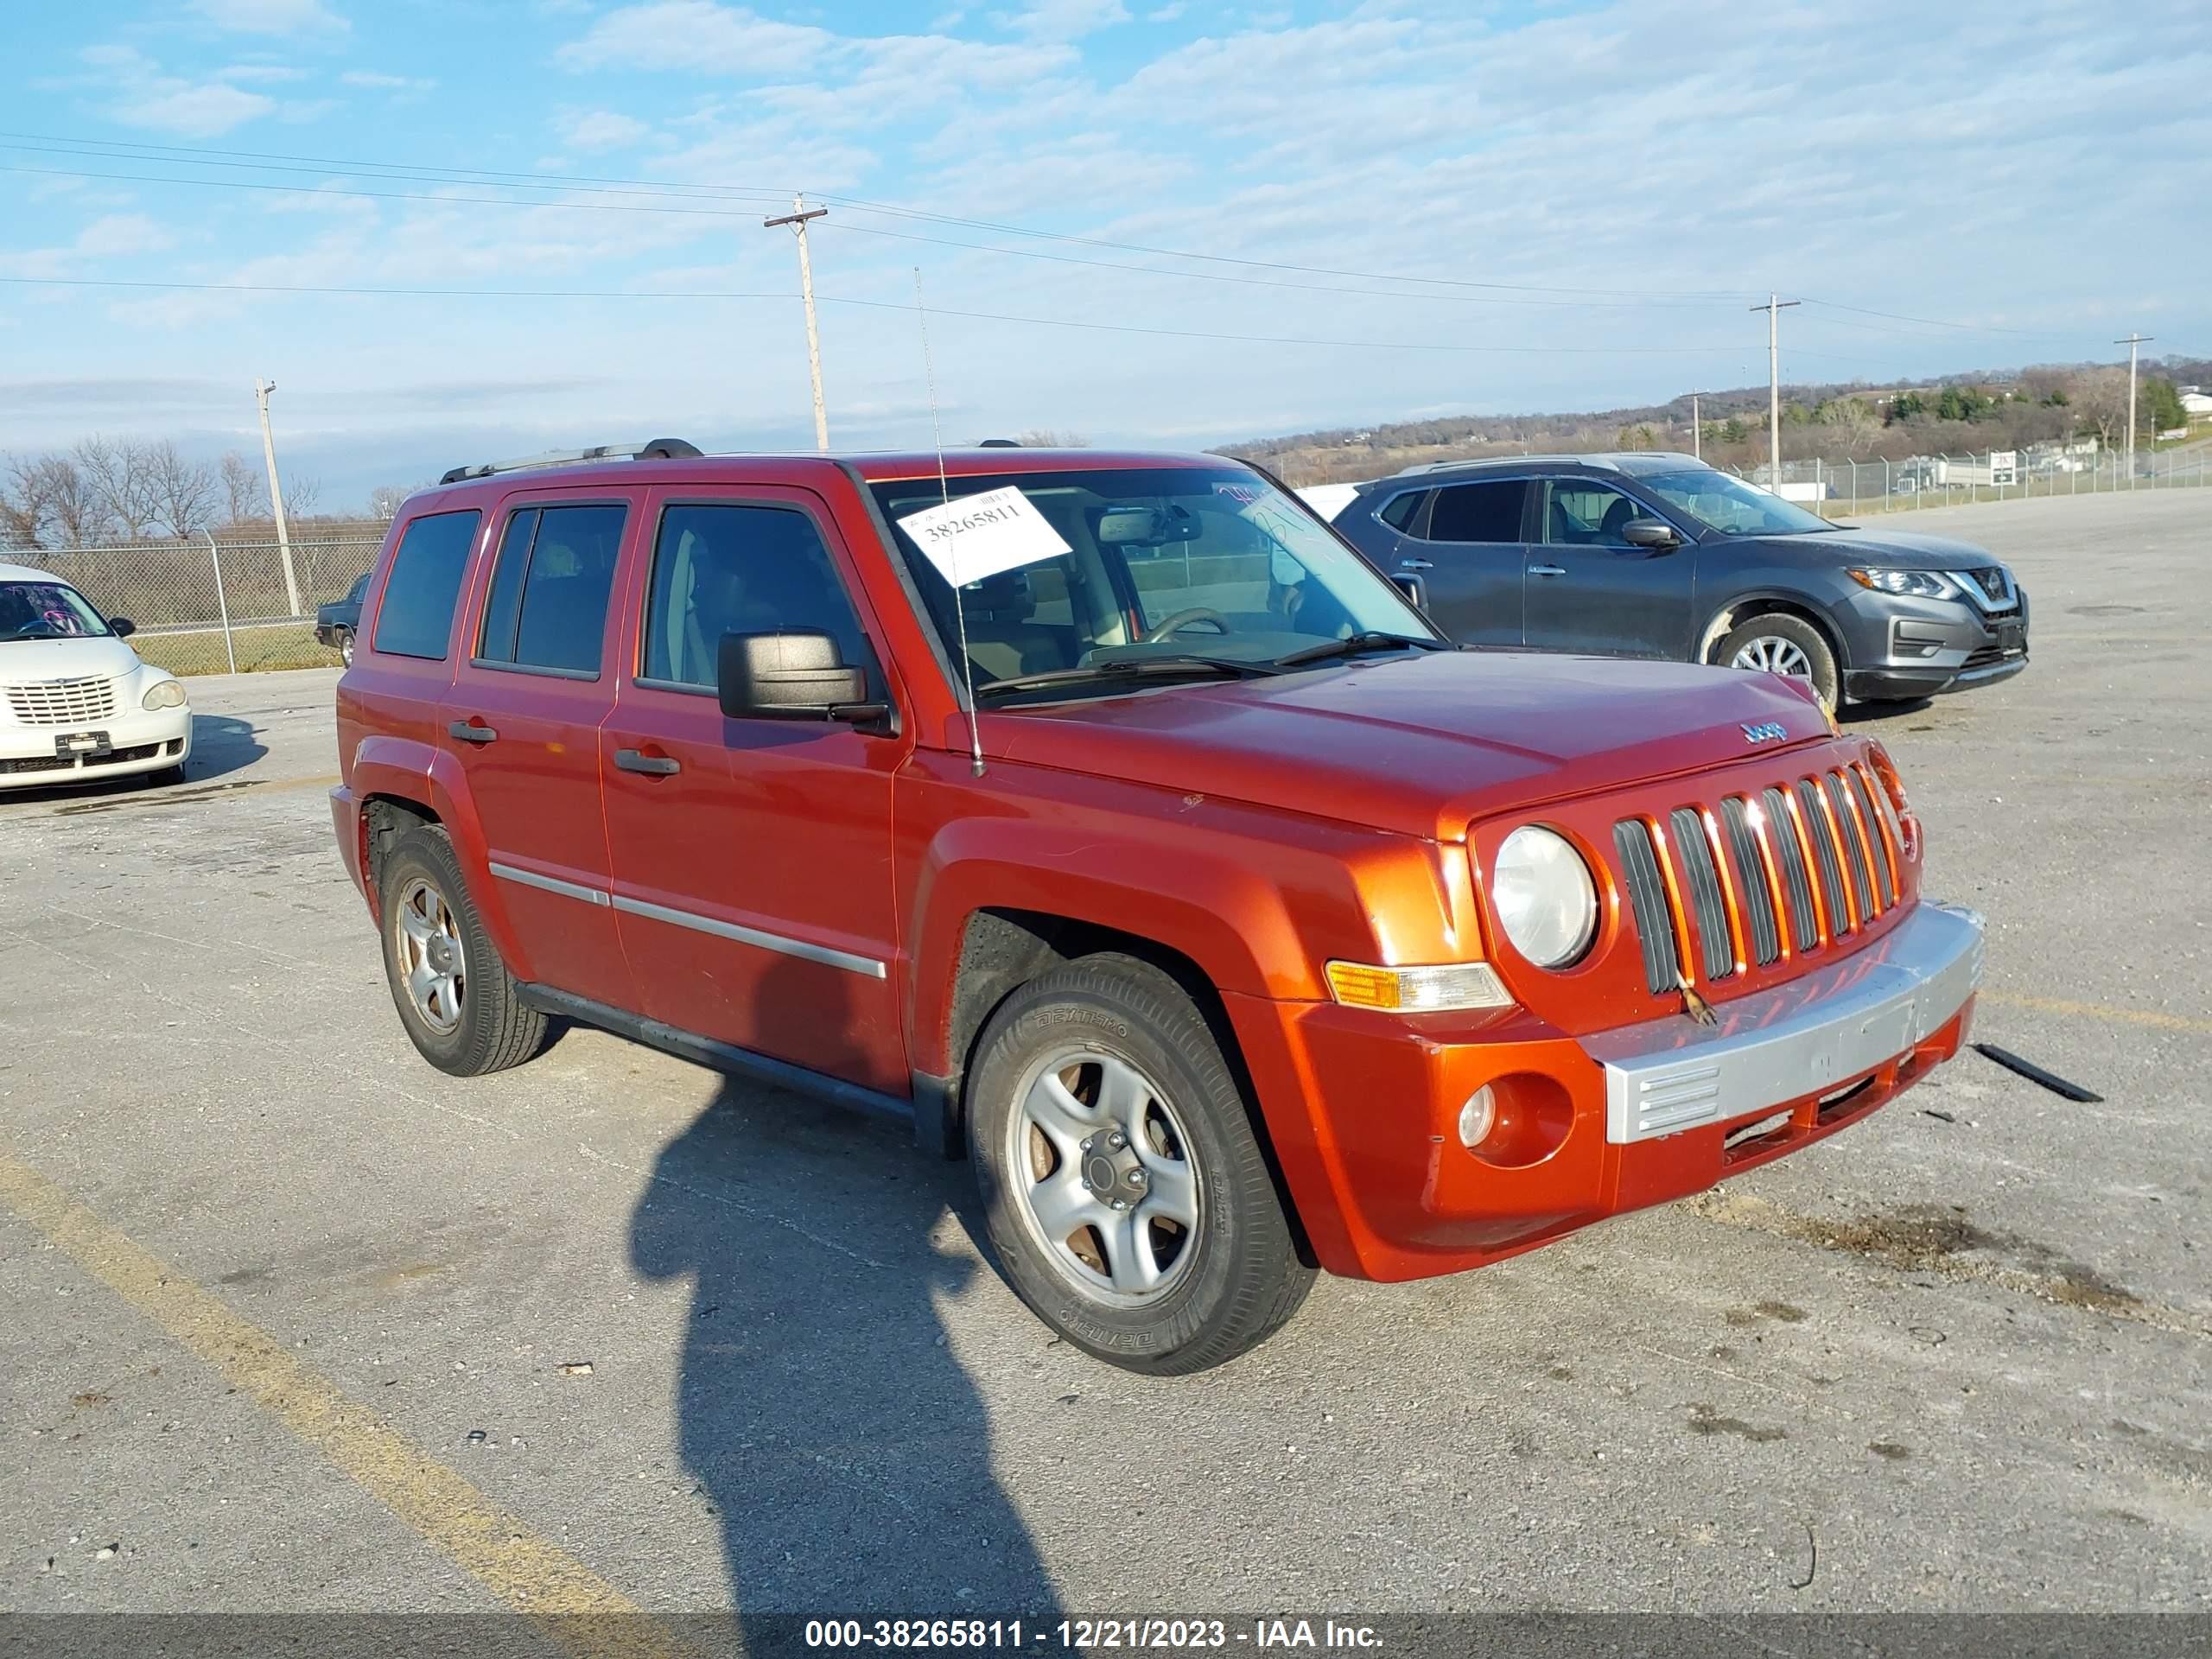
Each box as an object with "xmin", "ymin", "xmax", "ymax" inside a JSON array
[
  {"xmin": 1750, "ymin": 295, "xmax": 1799, "ymax": 490},
  {"xmin": 765, "ymin": 194, "xmax": 830, "ymax": 451},
  {"xmin": 253, "ymin": 379, "xmax": 301, "ymax": 618},
  {"xmin": 2114, "ymin": 332, "xmax": 2152, "ymax": 488},
  {"xmin": 1690, "ymin": 391, "xmax": 1702, "ymax": 460}
]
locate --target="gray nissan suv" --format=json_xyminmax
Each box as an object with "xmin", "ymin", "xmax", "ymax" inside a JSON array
[{"xmin": 1329, "ymin": 452, "xmax": 2028, "ymax": 708}]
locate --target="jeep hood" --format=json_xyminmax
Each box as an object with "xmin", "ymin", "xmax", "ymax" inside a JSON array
[{"xmin": 980, "ymin": 650, "xmax": 1832, "ymax": 841}]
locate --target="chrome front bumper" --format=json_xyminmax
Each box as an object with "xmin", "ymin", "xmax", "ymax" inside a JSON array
[{"xmin": 1583, "ymin": 901, "xmax": 1985, "ymax": 1144}]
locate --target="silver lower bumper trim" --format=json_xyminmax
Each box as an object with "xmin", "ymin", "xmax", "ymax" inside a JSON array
[{"xmin": 1584, "ymin": 900, "xmax": 1984, "ymax": 1144}]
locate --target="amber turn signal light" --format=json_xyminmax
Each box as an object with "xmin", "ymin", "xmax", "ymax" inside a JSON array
[{"xmin": 1325, "ymin": 960, "xmax": 1512, "ymax": 1013}]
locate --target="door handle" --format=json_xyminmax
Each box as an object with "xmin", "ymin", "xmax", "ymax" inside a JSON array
[
  {"xmin": 1529, "ymin": 563, "xmax": 1567, "ymax": 577},
  {"xmin": 1397, "ymin": 557, "xmax": 1434, "ymax": 570},
  {"xmin": 614, "ymin": 747, "xmax": 681, "ymax": 777},
  {"xmin": 448, "ymin": 720, "xmax": 498, "ymax": 744}
]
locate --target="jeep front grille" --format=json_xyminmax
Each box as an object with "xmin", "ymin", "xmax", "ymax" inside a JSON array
[
  {"xmin": 1615, "ymin": 763, "xmax": 1904, "ymax": 996},
  {"xmin": 5, "ymin": 676, "xmax": 120, "ymax": 725}
]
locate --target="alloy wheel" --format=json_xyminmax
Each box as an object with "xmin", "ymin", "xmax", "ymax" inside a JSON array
[
  {"xmin": 392, "ymin": 875, "xmax": 466, "ymax": 1033},
  {"xmin": 1006, "ymin": 1047, "xmax": 1201, "ymax": 1305},
  {"xmin": 1730, "ymin": 634, "xmax": 1813, "ymax": 681}
]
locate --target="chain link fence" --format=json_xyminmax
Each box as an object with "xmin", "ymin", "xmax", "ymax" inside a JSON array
[
  {"xmin": 1745, "ymin": 444, "xmax": 2211, "ymax": 517},
  {"xmin": 3, "ymin": 526, "xmax": 385, "ymax": 675}
]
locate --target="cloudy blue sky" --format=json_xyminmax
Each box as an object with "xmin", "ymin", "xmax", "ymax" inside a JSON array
[{"xmin": 3, "ymin": 0, "xmax": 2208, "ymax": 509}]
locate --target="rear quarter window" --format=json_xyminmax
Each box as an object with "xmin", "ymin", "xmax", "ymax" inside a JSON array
[
  {"xmin": 372, "ymin": 510, "xmax": 481, "ymax": 660},
  {"xmin": 1376, "ymin": 489, "xmax": 1427, "ymax": 531}
]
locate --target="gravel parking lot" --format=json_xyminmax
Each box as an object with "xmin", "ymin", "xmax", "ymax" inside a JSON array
[{"xmin": 3, "ymin": 491, "xmax": 2205, "ymax": 1638}]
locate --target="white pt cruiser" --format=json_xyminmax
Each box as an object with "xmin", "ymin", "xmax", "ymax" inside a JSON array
[{"xmin": 0, "ymin": 563, "xmax": 193, "ymax": 791}]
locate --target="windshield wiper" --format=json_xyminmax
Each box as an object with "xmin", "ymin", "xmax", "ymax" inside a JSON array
[
  {"xmin": 1271, "ymin": 631, "xmax": 1449, "ymax": 669},
  {"xmin": 975, "ymin": 654, "xmax": 1282, "ymax": 699}
]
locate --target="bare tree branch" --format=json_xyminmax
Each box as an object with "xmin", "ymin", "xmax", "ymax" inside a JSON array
[
  {"xmin": 219, "ymin": 451, "xmax": 266, "ymax": 524},
  {"xmin": 74, "ymin": 436, "xmax": 162, "ymax": 540},
  {"xmin": 146, "ymin": 441, "xmax": 219, "ymax": 538},
  {"xmin": 283, "ymin": 473, "xmax": 322, "ymax": 519}
]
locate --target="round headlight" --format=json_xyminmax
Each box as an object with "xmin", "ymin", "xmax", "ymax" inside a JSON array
[
  {"xmin": 1492, "ymin": 826, "xmax": 1598, "ymax": 969},
  {"xmin": 142, "ymin": 677, "xmax": 188, "ymax": 710}
]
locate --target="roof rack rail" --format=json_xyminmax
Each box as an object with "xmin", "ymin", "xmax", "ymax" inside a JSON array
[
  {"xmin": 438, "ymin": 438, "xmax": 702, "ymax": 486},
  {"xmin": 977, "ymin": 437, "xmax": 1022, "ymax": 448},
  {"xmin": 1392, "ymin": 453, "xmax": 1621, "ymax": 476}
]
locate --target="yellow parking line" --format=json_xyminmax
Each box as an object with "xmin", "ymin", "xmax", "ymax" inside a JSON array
[
  {"xmin": 0, "ymin": 1144, "xmax": 684, "ymax": 1659},
  {"xmin": 1981, "ymin": 990, "xmax": 2212, "ymax": 1037}
]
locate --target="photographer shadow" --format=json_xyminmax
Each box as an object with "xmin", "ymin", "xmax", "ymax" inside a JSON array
[{"xmin": 628, "ymin": 957, "xmax": 1064, "ymax": 1637}]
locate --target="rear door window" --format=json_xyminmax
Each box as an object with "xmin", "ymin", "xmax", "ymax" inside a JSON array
[
  {"xmin": 475, "ymin": 502, "xmax": 627, "ymax": 676},
  {"xmin": 641, "ymin": 503, "xmax": 873, "ymax": 691},
  {"xmin": 1423, "ymin": 480, "xmax": 1527, "ymax": 543},
  {"xmin": 372, "ymin": 510, "xmax": 480, "ymax": 660}
]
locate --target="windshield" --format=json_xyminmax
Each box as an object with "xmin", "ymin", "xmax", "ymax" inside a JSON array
[
  {"xmin": 870, "ymin": 466, "xmax": 1435, "ymax": 699},
  {"xmin": 1642, "ymin": 468, "xmax": 1834, "ymax": 536},
  {"xmin": 0, "ymin": 579, "xmax": 111, "ymax": 643}
]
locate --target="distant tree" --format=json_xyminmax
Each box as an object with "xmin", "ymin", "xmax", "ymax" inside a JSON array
[
  {"xmin": 283, "ymin": 474, "xmax": 323, "ymax": 519},
  {"xmin": 1935, "ymin": 385, "xmax": 1990, "ymax": 423},
  {"xmin": 2142, "ymin": 378, "xmax": 2186, "ymax": 433},
  {"xmin": 73, "ymin": 436, "xmax": 166, "ymax": 540},
  {"xmin": 1818, "ymin": 398, "xmax": 1882, "ymax": 455},
  {"xmin": 1886, "ymin": 391, "xmax": 1926, "ymax": 423},
  {"xmin": 36, "ymin": 455, "xmax": 113, "ymax": 546},
  {"xmin": 219, "ymin": 451, "xmax": 266, "ymax": 524},
  {"xmin": 145, "ymin": 441, "xmax": 218, "ymax": 538},
  {"xmin": 367, "ymin": 484, "xmax": 410, "ymax": 520},
  {"xmin": 1008, "ymin": 429, "xmax": 1089, "ymax": 448},
  {"xmin": 2, "ymin": 454, "xmax": 50, "ymax": 547},
  {"xmin": 2071, "ymin": 367, "xmax": 2130, "ymax": 450},
  {"xmin": 1616, "ymin": 424, "xmax": 1656, "ymax": 450}
]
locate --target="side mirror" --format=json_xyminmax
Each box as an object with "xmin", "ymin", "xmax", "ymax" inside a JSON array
[
  {"xmin": 1620, "ymin": 518, "xmax": 1681, "ymax": 550},
  {"xmin": 717, "ymin": 630, "xmax": 881, "ymax": 725},
  {"xmin": 109, "ymin": 617, "xmax": 137, "ymax": 638}
]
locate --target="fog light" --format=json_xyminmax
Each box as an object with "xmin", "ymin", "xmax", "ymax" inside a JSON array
[{"xmin": 1457, "ymin": 1084, "xmax": 1497, "ymax": 1148}]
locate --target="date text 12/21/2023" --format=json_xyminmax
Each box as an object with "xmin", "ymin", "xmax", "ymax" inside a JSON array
[{"xmin": 802, "ymin": 1619, "xmax": 1383, "ymax": 1649}]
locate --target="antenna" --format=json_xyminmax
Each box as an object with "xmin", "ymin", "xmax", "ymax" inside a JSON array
[{"xmin": 914, "ymin": 266, "xmax": 986, "ymax": 778}]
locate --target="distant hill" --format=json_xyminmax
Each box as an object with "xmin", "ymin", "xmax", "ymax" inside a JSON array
[{"xmin": 1222, "ymin": 355, "xmax": 2211, "ymax": 486}]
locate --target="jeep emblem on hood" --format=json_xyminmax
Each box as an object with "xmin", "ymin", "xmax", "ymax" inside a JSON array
[{"xmin": 1741, "ymin": 721, "xmax": 1788, "ymax": 744}]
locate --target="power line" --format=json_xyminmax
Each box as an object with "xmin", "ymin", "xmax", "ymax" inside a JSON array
[
  {"xmin": 0, "ymin": 272, "xmax": 1884, "ymax": 361},
  {"xmin": 1799, "ymin": 296, "xmax": 2063, "ymax": 340},
  {"xmin": 819, "ymin": 219, "xmax": 1731, "ymax": 311}
]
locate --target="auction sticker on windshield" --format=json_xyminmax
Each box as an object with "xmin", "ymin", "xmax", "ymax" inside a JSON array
[{"xmin": 898, "ymin": 486, "xmax": 1071, "ymax": 588}]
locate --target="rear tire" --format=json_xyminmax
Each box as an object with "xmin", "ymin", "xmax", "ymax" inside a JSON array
[
  {"xmin": 378, "ymin": 824, "xmax": 547, "ymax": 1077},
  {"xmin": 1719, "ymin": 612, "xmax": 1840, "ymax": 710},
  {"xmin": 336, "ymin": 627, "xmax": 355, "ymax": 669},
  {"xmin": 966, "ymin": 953, "xmax": 1313, "ymax": 1374}
]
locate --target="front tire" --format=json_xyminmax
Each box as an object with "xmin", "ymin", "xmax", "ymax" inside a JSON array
[
  {"xmin": 1719, "ymin": 612, "xmax": 1840, "ymax": 709},
  {"xmin": 378, "ymin": 824, "xmax": 547, "ymax": 1077},
  {"xmin": 966, "ymin": 954, "xmax": 1313, "ymax": 1374}
]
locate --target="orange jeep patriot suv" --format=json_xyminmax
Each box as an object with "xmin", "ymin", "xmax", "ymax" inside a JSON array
[{"xmin": 331, "ymin": 440, "xmax": 1983, "ymax": 1373}]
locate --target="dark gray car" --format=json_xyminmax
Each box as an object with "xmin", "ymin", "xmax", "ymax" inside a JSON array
[{"xmin": 1329, "ymin": 452, "xmax": 2028, "ymax": 708}]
